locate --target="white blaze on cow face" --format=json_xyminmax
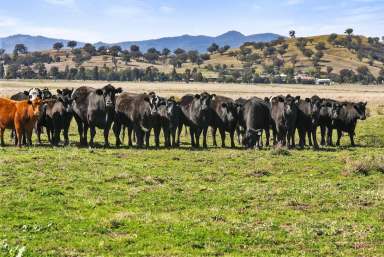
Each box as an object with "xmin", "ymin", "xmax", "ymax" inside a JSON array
[{"xmin": 28, "ymin": 88, "xmax": 42, "ymax": 101}]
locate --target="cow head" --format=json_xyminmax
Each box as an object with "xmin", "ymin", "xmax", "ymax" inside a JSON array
[
  {"xmin": 331, "ymin": 102, "xmax": 346, "ymax": 120},
  {"xmin": 242, "ymin": 128, "xmax": 262, "ymax": 148},
  {"xmin": 95, "ymin": 84, "xmax": 122, "ymax": 109},
  {"xmin": 284, "ymin": 95, "xmax": 300, "ymax": 116},
  {"xmin": 221, "ymin": 101, "xmax": 238, "ymax": 127},
  {"xmin": 28, "ymin": 98, "xmax": 44, "ymax": 117},
  {"xmin": 309, "ymin": 97, "xmax": 321, "ymax": 124},
  {"xmin": 319, "ymin": 99, "xmax": 333, "ymax": 119},
  {"xmin": 41, "ymin": 88, "xmax": 53, "ymax": 100},
  {"xmin": 354, "ymin": 101, "xmax": 367, "ymax": 120},
  {"xmin": 194, "ymin": 92, "xmax": 215, "ymax": 112},
  {"xmin": 57, "ymin": 88, "xmax": 74, "ymax": 113},
  {"xmin": 28, "ymin": 88, "xmax": 42, "ymax": 101}
]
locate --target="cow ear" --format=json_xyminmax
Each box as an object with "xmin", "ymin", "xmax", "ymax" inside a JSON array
[
  {"xmin": 364, "ymin": 102, "xmax": 367, "ymax": 106},
  {"xmin": 24, "ymin": 91, "xmax": 29, "ymax": 96},
  {"xmin": 168, "ymin": 96, "xmax": 175, "ymax": 101},
  {"xmin": 144, "ymin": 96, "xmax": 150, "ymax": 102},
  {"xmin": 96, "ymin": 89, "xmax": 103, "ymax": 95},
  {"xmin": 115, "ymin": 87, "xmax": 123, "ymax": 94},
  {"xmin": 221, "ymin": 103, "xmax": 227, "ymax": 108},
  {"xmin": 57, "ymin": 89, "xmax": 62, "ymax": 95},
  {"xmin": 305, "ymin": 98, "xmax": 311, "ymax": 102},
  {"xmin": 194, "ymin": 94, "xmax": 200, "ymax": 99},
  {"xmin": 264, "ymin": 97, "xmax": 270, "ymax": 103},
  {"xmin": 211, "ymin": 94, "xmax": 216, "ymax": 100}
]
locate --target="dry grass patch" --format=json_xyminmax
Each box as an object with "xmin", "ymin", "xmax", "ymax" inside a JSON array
[{"xmin": 342, "ymin": 155, "xmax": 384, "ymax": 176}]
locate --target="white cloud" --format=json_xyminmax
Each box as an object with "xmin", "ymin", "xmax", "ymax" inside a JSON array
[
  {"xmin": 0, "ymin": 16, "xmax": 18, "ymax": 28},
  {"xmin": 43, "ymin": 0, "xmax": 75, "ymax": 7},
  {"xmin": 160, "ymin": 5, "xmax": 175, "ymax": 14},
  {"xmin": 285, "ymin": 0, "xmax": 303, "ymax": 5}
]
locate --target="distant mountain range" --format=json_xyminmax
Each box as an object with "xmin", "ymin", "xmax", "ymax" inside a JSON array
[{"xmin": 0, "ymin": 31, "xmax": 282, "ymax": 53}]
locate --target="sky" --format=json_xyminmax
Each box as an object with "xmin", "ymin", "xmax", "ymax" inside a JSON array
[{"xmin": 0, "ymin": 0, "xmax": 383, "ymax": 43}]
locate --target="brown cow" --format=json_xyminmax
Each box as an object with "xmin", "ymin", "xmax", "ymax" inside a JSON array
[{"xmin": 0, "ymin": 98, "xmax": 43, "ymax": 147}]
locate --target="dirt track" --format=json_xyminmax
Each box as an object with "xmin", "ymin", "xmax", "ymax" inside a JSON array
[{"xmin": 1, "ymin": 80, "xmax": 383, "ymax": 106}]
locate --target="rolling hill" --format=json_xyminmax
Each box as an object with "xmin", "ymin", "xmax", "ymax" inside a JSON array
[{"xmin": 0, "ymin": 31, "xmax": 282, "ymax": 53}]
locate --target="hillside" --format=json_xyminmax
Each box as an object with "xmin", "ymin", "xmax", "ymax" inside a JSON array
[
  {"xmin": 1, "ymin": 34, "xmax": 383, "ymax": 84},
  {"xmin": 0, "ymin": 31, "xmax": 282, "ymax": 53}
]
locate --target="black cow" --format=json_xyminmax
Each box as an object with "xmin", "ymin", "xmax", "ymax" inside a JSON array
[
  {"xmin": 158, "ymin": 97, "xmax": 181, "ymax": 147},
  {"xmin": 296, "ymin": 97, "xmax": 321, "ymax": 149},
  {"xmin": 235, "ymin": 97, "xmax": 248, "ymax": 145},
  {"xmin": 72, "ymin": 84, "xmax": 122, "ymax": 147},
  {"xmin": 178, "ymin": 92, "xmax": 215, "ymax": 148},
  {"xmin": 113, "ymin": 93, "xmax": 160, "ymax": 148},
  {"xmin": 237, "ymin": 97, "xmax": 271, "ymax": 149},
  {"xmin": 39, "ymin": 88, "xmax": 74, "ymax": 146},
  {"xmin": 331, "ymin": 101, "xmax": 367, "ymax": 146},
  {"xmin": 210, "ymin": 95, "xmax": 238, "ymax": 148},
  {"xmin": 271, "ymin": 95, "xmax": 300, "ymax": 148},
  {"xmin": 316, "ymin": 97, "xmax": 336, "ymax": 146}
]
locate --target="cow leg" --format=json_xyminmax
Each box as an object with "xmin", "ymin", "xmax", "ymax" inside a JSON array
[
  {"xmin": 320, "ymin": 125, "xmax": 326, "ymax": 146},
  {"xmin": 83, "ymin": 124, "xmax": 89, "ymax": 146},
  {"xmin": 264, "ymin": 128, "xmax": 270, "ymax": 147},
  {"xmin": 336, "ymin": 129, "xmax": 342, "ymax": 146},
  {"xmin": 312, "ymin": 128, "xmax": 319, "ymax": 149},
  {"xmin": 327, "ymin": 127, "xmax": 334, "ymax": 146},
  {"xmin": 211, "ymin": 127, "xmax": 217, "ymax": 147},
  {"xmin": 307, "ymin": 131, "xmax": 313, "ymax": 146},
  {"xmin": 177, "ymin": 123, "xmax": 183, "ymax": 146},
  {"xmin": 202, "ymin": 127, "xmax": 208, "ymax": 148},
  {"xmin": 163, "ymin": 126, "xmax": 170, "ymax": 148},
  {"xmin": 195, "ymin": 128, "xmax": 202, "ymax": 148},
  {"xmin": 145, "ymin": 129, "xmax": 151, "ymax": 148},
  {"xmin": 75, "ymin": 118, "xmax": 84, "ymax": 145},
  {"xmin": 171, "ymin": 127, "xmax": 177, "ymax": 147},
  {"xmin": 219, "ymin": 127, "xmax": 226, "ymax": 148},
  {"xmin": 26, "ymin": 128, "xmax": 33, "ymax": 146},
  {"xmin": 63, "ymin": 126, "xmax": 70, "ymax": 146},
  {"xmin": 349, "ymin": 132, "xmax": 355, "ymax": 147},
  {"xmin": 229, "ymin": 130, "xmax": 236, "ymax": 148},
  {"xmin": 89, "ymin": 126, "xmax": 96, "ymax": 147},
  {"xmin": 113, "ymin": 122, "xmax": 122, "ymax": 147},
  {"xmin": 128, "ymin": 126, "xmax": 133, "ymax": 147},
  {"xmin": 0, "ymin": 128, "xmax": 5, "ymax": 146},
  {"xmin": 36, "ymin": 125, "xmax": 42, "ymax": 145},
  {"xmin": 298, "ymin": 128, "xmax": 305, "ymax": 149},
  {"xmin": 15, "ymin": 125, "xmax": 23, "ymax": 147},
  {"xmin": 189, "ymin": 127, "xmax": 196, "ymax": 147},
  {"xmin": 154, "ymin": 127, "xmax": 161, "ymax": 148}
]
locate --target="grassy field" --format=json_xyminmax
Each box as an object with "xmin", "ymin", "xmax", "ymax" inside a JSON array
[{"xmin": 1, "ymin": 81, "xmax": 384, "ymax": 256}]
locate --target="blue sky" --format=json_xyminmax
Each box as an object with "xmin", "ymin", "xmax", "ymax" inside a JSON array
[{"xmin": 0, "ymin": 0, "xmax": 383, "ymax": 42}]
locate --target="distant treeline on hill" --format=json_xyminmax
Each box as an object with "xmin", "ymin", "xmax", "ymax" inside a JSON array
[{"xmin": 1, "ymin": 30, "xmax": 384, "ymax": 84}]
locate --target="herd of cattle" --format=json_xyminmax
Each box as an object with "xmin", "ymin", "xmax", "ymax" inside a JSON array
[{"xmin": 0, "ymin": 84, "xmax": 367, "ymax": 149}]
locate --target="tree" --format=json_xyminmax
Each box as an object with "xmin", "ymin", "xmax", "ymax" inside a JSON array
[
  {"xmin": 34, "ymin": 63, "xmax": 47, "ymax": 79},
  {"xmin": 130, "ymin": 45, "xmax": 140, "ymax": 52},
  {"xmin": 14, "ymin": 44, "xmax": 27, "ymax": 54},
  {"xmin": 326, "ymin": 66, "xmax": 333, "ymax": 75},
  {"xmin": 121, "ymin": 50, "xmax": 131, "ymax": 64},
  {"xmin": 144, "ymin": 48, "xmax": 160, "ymax": 64},
  {"xmin": 345, "ymin": 28, "xmax": 353, "ymax": 36},
  {"xmin": 187, "ymin": 50, "xmax": 199, "ymax": 63},
  {"xmin": 53, "ymin": 42, "xmax": 64, "ymax": 51},
  {"xmin": 109, "ymin": 45, "xmax": 122, "ymax": 57},
  {"xmin": 0, "ymin": 63, "xmax": 4, "ymax": 79},
  {"xmin": 327, "ymin": 33, "xmax": 338, "ymax": 44},
  {"xmin": 289, "ymin": 30, "xmax": 296, "ymax": 38},
  {"xmin": 92, "ymin": 66, "xmax": 99, "ymax": 80},
  {"xmin": 162, "ymin": 48, "xmax": 171, "ymax": 57},
  {"xmin": 83, "ymin": 43, "xmax": 96, "ymax": 56},
  {"xmin": 218, "ymin": 45, "xmax": 230, "ymax": 54},
  {"xmin": 315, "ymin": 42, "xmax": 326, "ymax": 51},
  {"xmin": 207, "ymin": 43, "xmax": 219, "ymax": 54},
  {"xmin": 78, "ymin": 66, "xmax": 86, "ymax": 80},
  {"xmin": 67, "ymin": 40, "xmax": 77, "ymax": 49},
  {"xmin": 174, "ymin": 48, "xmax": 186, "ymax": 55},
  {"xmin": 49, "ymin": 66, "xmax": 59, "ymax": 80},
  {"xmin": 184, "ymin": 69, "xmax": 191, "ymax": 83}
]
